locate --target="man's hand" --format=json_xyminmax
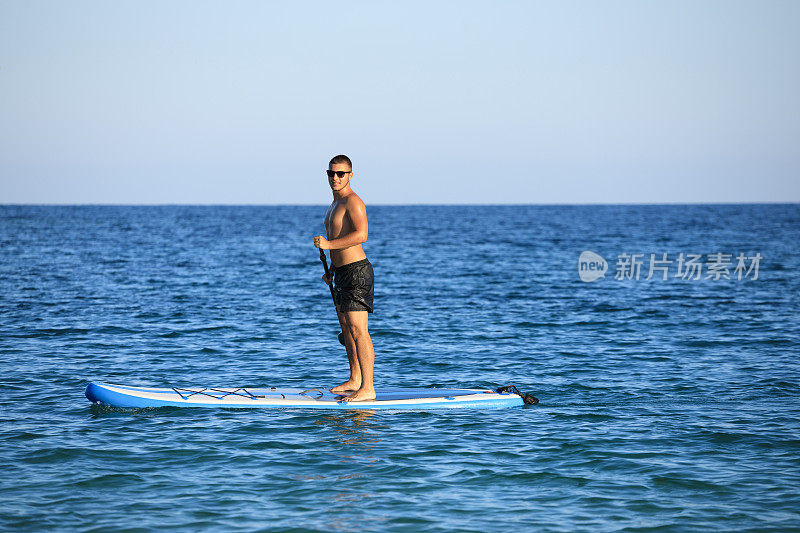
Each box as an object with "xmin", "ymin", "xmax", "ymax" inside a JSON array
[
  {"xmin": 314, "ymin": 235, "xmax": 331, "ymax": 250},
  {"xmin": 322, "ymin": 273, "xmax": 333, "ymax": 286}
]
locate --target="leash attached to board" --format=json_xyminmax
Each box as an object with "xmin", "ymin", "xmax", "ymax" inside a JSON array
[
  {"xmin": 496, "ymin": 385, "xmax": 539, "ymax": 405},
  {"xmin": 320, "ymin": 249, "xmax": 346, "ymax": 346}
]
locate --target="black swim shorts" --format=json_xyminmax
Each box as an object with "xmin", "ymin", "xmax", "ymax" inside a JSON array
[{"xmin": 333, "ymin": 258, "xmax": 374, "ymax": 313}]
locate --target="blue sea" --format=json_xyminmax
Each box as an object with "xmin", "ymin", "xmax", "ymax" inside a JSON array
[{"xmin": 1, "ymin": 204, "xmax": 799, "ymax": 532}]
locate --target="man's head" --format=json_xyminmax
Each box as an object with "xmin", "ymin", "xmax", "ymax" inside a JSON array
[{"xmin": 327, "ymin": 154, "xmax": 353, "ymax": 191}]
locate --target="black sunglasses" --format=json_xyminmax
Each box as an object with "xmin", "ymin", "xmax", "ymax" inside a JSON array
[{"xmin": 326, "ymin": 170, "xmax": 351, "ymax": 178}]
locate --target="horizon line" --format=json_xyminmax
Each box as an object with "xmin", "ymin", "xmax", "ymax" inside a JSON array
[{"xmin": 1, "ymin": 201, "xmax": 798, "ymax": 207}]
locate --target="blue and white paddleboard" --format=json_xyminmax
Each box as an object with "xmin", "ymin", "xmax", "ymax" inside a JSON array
[{"xmin": 85, "ymin": 382, "xmax": 525, "ymax": 410}]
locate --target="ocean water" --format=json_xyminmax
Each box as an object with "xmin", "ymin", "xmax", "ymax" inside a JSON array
[{"xmin": 1, "ymin": 204, "xmax": 799, "ymax": 532}]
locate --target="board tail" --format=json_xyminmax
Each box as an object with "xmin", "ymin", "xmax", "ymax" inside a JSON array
[{"xmin": 496, "ymin": 385, "xmax": 539, "ymax": 405}]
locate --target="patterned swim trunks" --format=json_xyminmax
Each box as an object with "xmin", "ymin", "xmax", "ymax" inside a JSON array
[{"xmin": 333, "ymin": 258, "xmax": 374, "ymax": 313}]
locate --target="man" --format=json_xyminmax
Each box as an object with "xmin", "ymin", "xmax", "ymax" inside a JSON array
[{"xmin": 313, "ymin": 154, "xmax": 376, "ymax": 402}]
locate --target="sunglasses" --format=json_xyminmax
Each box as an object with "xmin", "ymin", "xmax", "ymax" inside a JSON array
[{"xmin": 326, "ymin": 170, "xmax": 351, "ymax": 178}]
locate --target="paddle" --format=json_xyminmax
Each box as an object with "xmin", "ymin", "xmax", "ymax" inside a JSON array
[{"xmin": 319, "ymin": 249, "xmax": 346, "ymax": 346}]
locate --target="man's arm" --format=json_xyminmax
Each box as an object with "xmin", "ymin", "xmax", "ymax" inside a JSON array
[{"xmin": 323, "ymin": 196, "xmax": 368, "ymax": 250}]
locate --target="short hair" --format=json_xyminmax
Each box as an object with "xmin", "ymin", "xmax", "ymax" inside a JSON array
[{"xmin": 328, "ymin": 154, "xmax": 352, "ymax": 171}]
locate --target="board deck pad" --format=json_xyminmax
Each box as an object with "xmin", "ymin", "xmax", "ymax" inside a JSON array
[{"xmin": 85, "ymin": 382, "xmax": 524, "ymax": 410}]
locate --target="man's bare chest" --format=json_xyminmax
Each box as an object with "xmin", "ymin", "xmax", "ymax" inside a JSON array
[{"xmin": 325, "ymin": 202, "xmax": 350, "ymax": 236}]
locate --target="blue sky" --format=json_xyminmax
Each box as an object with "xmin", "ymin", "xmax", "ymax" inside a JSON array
[{"xmin": 1, "ymin": 1, "xmax": 798, "ymax": 204}]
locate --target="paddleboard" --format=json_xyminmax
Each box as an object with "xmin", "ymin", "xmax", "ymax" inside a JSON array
[{"xmin": 85, "ymin": 382, "xmax": 529, "ymax": 410}]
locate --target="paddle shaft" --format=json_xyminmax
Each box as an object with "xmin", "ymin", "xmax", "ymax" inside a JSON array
[
  {"xmin": 319, "ymin": 249, "xmax": 346, "ymax": 346},
  {"xmin": 319, "ymin": 249, "xmax": 337, "ymax": 305}
]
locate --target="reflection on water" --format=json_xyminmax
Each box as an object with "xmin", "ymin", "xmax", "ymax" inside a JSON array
[
  {"xmin": 87, "ymin": 403, "xmax": 167, "ymax": 418},
  {"xmin": 315, "ymin": 409, "xmax": 383, "ymax": 445},
  {"xmin": 310, "ymin": 410, "xmax": 389, "ymax": 530}
]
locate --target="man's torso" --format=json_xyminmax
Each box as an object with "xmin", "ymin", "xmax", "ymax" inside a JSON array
[{"xmin": 324, "ymin": 195, "xmax": 367, "ymax": 268}]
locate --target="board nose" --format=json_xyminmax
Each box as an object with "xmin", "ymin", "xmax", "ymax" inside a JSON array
[{"xmin": 85, "ymin": 382, "xmax": 102, "ymax": 403}]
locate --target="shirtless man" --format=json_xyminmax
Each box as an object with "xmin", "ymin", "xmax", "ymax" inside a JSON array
[{"xmin": 313, "ymin": 154, "xmax": 376, "ymax": 402}]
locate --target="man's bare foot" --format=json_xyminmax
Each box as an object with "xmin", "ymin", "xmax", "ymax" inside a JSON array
[
  {"xmin": 330, "ymin": 380, "xmax": 361, "ymax": 394},
  {"xmin": 343, "ymin": 387, "xmax": 376, "ymax": 402}
]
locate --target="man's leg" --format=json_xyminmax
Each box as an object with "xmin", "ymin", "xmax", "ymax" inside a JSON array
[
  {"xmin": 342, "ymin": 310, "xmax": 375, "ymax": 402},
  {"xmin": 329, "ymin": 309, "xmax": 362, "ymax": 393}
]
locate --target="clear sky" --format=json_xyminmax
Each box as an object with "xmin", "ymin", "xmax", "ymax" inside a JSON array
[{"xmin": 1, "ymin": 1, "xmax": 798, "ymax": 204}]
